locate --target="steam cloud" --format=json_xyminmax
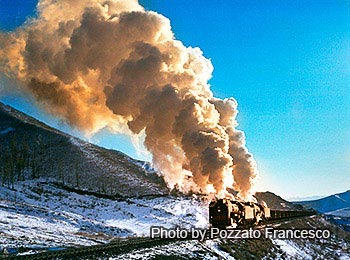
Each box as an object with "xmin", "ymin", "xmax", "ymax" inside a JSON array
[{"xmin": 0, "ymin": 0, "xmax": 258, "ymax": 199}]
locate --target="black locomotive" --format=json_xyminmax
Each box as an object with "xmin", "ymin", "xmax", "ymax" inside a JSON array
[{"xmin": 209, "ymin": 199, "xmax": 315, "ymax": 228}]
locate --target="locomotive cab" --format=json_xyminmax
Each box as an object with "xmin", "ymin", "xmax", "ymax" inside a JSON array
[
  {"xmin": 209, "ymin": 199, "xmax": 272, "ymax": 228},
  {"xmin": 209, "ymin": 199, "xmax": 231, "ymax": 228}
]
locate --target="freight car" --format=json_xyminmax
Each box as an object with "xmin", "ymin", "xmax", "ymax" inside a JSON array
[
  {"xmin": 209, "ymin": 199, "xmax": 315, "ymax": 228},
  {"xmin": 269, "ymin": 209, "xmax": 315, "ymax": 220}
]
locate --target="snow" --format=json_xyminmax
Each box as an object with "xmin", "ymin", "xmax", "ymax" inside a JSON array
[
  {"xmin": 273, "ymin": 239, "xmax": 311, "ymax": 259},
  {"xmin": 205, "ymin": 240, "xmax": 235, "ymax": 260},
  {"xmin": 326, "ymin": 208, "xmax": 350, "ymax": 217},
  {"xmin": 272, "ymin": 233, "xmax": 350, "ymax": 260},
  {"xmin": 280, "ymin": 202, "xmax": 288, "ymax": 208},
  {"xmin": 1, "ymin": 179, "xmax": 349, "ymax": 259},
  {"xmin": 129, "ymin": 159, "xmax": 156, "ymax": 173},
  {"xmin": 0, "ymin": 127, "xmax": 15, "ymax": 134},
  {"xmin": 0, "ymin": 179, "xmax": 209, "ymax": 249},
  {"xmin": 335, "ymin": 195, "xmax": 348, "ymax": 203},
  {"xmin": 109, "ymin": 240, "xmax": 234, "ymax": 260}
]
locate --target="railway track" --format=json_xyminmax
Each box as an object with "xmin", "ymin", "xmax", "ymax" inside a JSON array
[{"xmin": 4, "ymin": 237, "xmax": 177, "ymax": 260}]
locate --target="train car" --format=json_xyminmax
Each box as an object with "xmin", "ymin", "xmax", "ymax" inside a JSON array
[
  {"xmin": 269, "ymin": 209, "xmax": 315, "ymax": 220},
  {"xmin": 209, "ymin": 199, "xmax": 270, "ymax": 228},
  {"xmin": 209, "ymin": 199, "xmax": 315, "ymax": 228}
]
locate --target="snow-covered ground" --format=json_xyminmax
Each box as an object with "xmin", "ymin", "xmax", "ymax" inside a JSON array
[
  {"xmin": 1, "ymin": 180, "xmax": 349, "ymax": 259},
  {"xmin": 0, "ymin": 127, "xmax": 15, "ymax": 134},
  {"xmin": 111, "ymin": 240, "xmax": 234, "ymax": 260},
  {"xmin": 0, "ymin": 179, "xmax": 209, "ymax": 249},
  {"xmin": 326, "ymin": 208, "xmax": 350, "ymax": 217},
  {"xmin": 324, "ymin": 208, "xmax": 350, "ymax": 233},
  {"xmin": 271, "ymin": 238, "xmax": 350, "ymax": 260},
  {"xmin": 272, "ymin": 240, "xmax": 310, "ymax": 259}
]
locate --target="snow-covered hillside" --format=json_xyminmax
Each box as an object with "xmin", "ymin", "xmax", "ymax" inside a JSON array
[
  {"xmin": 324, "ymin": 208, "xmax": 350, "ymax": 232},
  {"xmin": 0, "ymin": 101, "xmax": 168, "ymax": 197},
  {"xmin": 298, "ymin": 190, "xmax": 350, "ymax": 234},
  {"xmin": 0, "ymin": 179, "xmax": 208, "ymax": 250},
  {"xmin": 1, "ymin": 180, "xmax": 350, "ymax": 259},
  {"xmin": 299, "ymin": 190, "xmax": 350, "ymax": 213}
]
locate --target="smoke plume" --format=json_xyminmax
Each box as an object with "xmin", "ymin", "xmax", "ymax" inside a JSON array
[{"xmin": 0, "ymin": 0, "xmax": 258, "ymax": 199}]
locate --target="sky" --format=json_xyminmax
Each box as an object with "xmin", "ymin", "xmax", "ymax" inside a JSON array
[{"xmin": 0, "ymin": 0, "xmax": 349, "ymax": 199}]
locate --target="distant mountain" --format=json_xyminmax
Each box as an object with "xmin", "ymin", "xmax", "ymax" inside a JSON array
[
  {"xmin": 0, "ymin": 102, "xmax": 168, "ymax": 197},
  {"xmin": 288, "ymin": 195, "xmax": 326, "ymax": 202},
  {"xmin": 298, "ymin": 190, "xmax": 350, "ymax": 213},
  {"xmin": 326, "ymin": 208, "xmax": 350, "ymax": 218}
]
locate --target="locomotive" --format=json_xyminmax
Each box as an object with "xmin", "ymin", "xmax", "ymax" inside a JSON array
[{"xmin": 209, "ymin": 199, "xmax": 315, "ymax": 228}]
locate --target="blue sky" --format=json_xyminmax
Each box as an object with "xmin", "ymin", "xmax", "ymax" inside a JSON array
[{"xmin": 0, "ymin": 0, "xmax": 349, "ymax": 199}]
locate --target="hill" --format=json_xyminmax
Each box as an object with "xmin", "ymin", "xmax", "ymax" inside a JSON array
[
  {"xmin": 255, "ymin": 191, "xmax": 304, "ymax": 210},
  {"xmin": 298, "ymin": 190, "xmax": 350, "ymax": 213},
  {"xmin": 0, "ymin": 102, "xmax": 168, "ymax": 197}
]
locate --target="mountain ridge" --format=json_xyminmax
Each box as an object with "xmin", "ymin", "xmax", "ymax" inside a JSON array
[
  {"xmin": 298, "ymin": 190, "xmax": 350, "ymax": 213},
  {"xmin": 0, "ymin": 101, "xmax": 169, "ymax": 197}
]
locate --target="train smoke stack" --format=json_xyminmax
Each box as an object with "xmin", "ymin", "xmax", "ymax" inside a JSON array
[{"xmin": 0, "ymin": 0, "xmax": 257, "ymax": 199}]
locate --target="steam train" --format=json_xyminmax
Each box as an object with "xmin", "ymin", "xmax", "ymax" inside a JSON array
[{"xmin": 209, "ymin": 199, "xmax": 315, "ymax": 228}]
